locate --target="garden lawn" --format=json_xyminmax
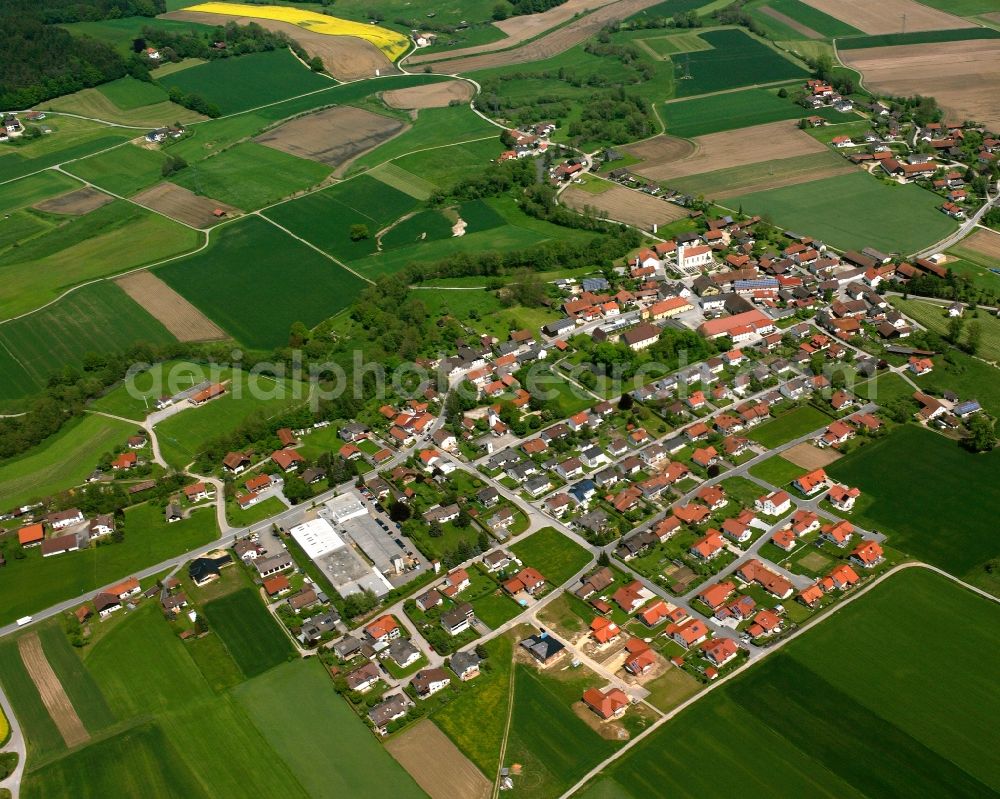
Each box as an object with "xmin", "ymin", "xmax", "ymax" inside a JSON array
[
  {"xmin": 748, "ymin": 454, "xmax": 806, "ymax": 486},
  {"xmin": 156, "ymin": 49, "xmax": 331, "ymax": 115},
  {"xmin": 0, "ymin": 504, "xmax": 217, "ymax": 627},
  {"xmin": 203, "ymin": 588, "xmax": 294, "ymax": 678},
  {"xmin": 726, "ymin": 172, "xmax": 958, "ymax": 254},
  {"xmin": 170, "ymin": 142, "xmax": 331, "ymax": 210},
  {"xmin": 0, "ymin": 200, "xmax": 201, "ymax": 319},
  {"xmin": 227, "ymin": 496, "xmax": 286, "ymax": 528},
  {"xmin": 511, "ymin": 527, "xmax": 592, "ymax": 586},
  {"xmin": 0, "ymin": 413, "xmax": 136, "ymax": 509},
  {"xmin": 747, "ymin": 404, "xmax": 832, "ymax": 448},
  {"xmin": 65, "ymin": 143, "xmax": 169, "ymax": 196},
  {"xmin": 826, "ymin": 425, "xmax": 1000, "ymax": 586},
  {"xmin": 234, "ymin": 658, "xmax": 424, "ymax": 798},
  {"xmin": 581, "ymin": 567, "xmax": 1000, "ymax": 798},
  {"xmin": 155, "ymin": 216, "xmax": 367, "ymax": 349}
]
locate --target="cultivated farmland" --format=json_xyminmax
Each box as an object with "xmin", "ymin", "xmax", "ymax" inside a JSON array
[
  {"xmin": 203, "ymin": 588, "xmax": 294, "ymax": 678},
  {"xmin": 561, "ymin": 183, "xmax": 689, "ymax": 230},
  {"xmin": 131, "ymin": 182, "xmax": 240, "ymax": 228},
  {"xmin": 63, "ymin": 142, "xmax": 170, "ymax": 197},
  {"xmin": 762, "ymin": 0, "xmax": 863, "ymax": 37},
  {"xmin": 797, "ymin": 0, "xmax": 969, "ymax": 33},
  {"xmin": 17, "ymin": 634, "xmax": 89, "ymax": 748},
  {"xmin": 33, "ymin": 187, "xmax": 113, "ymax": 215},
  {"xmin": 0, "ymin": 171, "xmax": 80, "ymax": 215},
  {"xmin": 578, "ymin": 567, "xmax": 1000, "ymax": 798},
  {"xmin": 726, "ymin": 171, "xmax": 957, "ymax": 254},
  {"xmin": 0, "ymin": 117, "xmax": 129, "ymax": 183},
  {"xmin": 757, "ymin": 5, "xmax": 823, "ymax": 39},
  {"xmin": 382, "ymin": 80, "xmax": 475, "ymax": 109},
  {"xmin": 386, "ymin": 720, "xmax": 492, "ymax": 799},
  {"xmin": 955, "ymin": 227, "xmax": 1000, "ymax": 262},
  {"xmin": 256, "ymin": 106, "xmax": 405, "ymax": 173},
  {"xmin": 667, "ymin": 150, "xmax": 853, "ymax": 199},
  {"xmin": 116, "ymin": 271, "xmax": 228, "ymax": 342},
  {"xmin": 841, "ymin": 39, "xmax": 1000, "ymax": 130}
]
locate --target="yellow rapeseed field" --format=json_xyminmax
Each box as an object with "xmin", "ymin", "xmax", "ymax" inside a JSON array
[
  {"xmin": 0, "ymin": 704, "xmax": 9, "ymax": 744},
  {"xmin": 185, "ymin": 2, "xmax": 410, "ymax": 59}
]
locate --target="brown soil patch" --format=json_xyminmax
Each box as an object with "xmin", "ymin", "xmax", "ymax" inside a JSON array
[
  {"xmin": 784, "ymin": 441, "xmax": 842, "ymax": 470},
  {"xmin": 116, "ymin": 271, "xmax": 227, "ymax": 342},
  {"xmin": 382, "ymin": 80, "xmax": 474, "ymax": 109},
  {"xmin": 255, "ymin": 106, "xmax": 405, "ymax": 175},
  {"xmin": 385, "ymin": 720, "xmax": 491, "ymax": 799},
  {"xmin": 34, "ymin": 187, "xmax": 113, "ymax": 215},
  {"xmin": 842, "ymin": 40, "xmax": 1000, "ymax": 131},
  {"xmin": 414, "ymin": 0, "xmax": 667, "ymax": 73},
  {"xmin": 799, "ymin": 0, "xmax": 967, "ymax": 33},
  {"xmin": 986, "ymin": 12, "xmax": 1000, "ymax": 24},
  {"xmin": 960, "ymin": 228, "xmax": 1000, "ymax": 261},
  {"xmin": 759, "ymin": 5, "xmax": 822, "ymax": 39},
  {"xmin": 161, "ymin": 10, "xmax": 394, "ymax": 81},
  {"xmin": 132, "ymin": 182, "xmax": 239, "ymax": 229},
  {"xmin": 572, "ymin": 700, "xmax": 633, "ymax": 740},
  {"xmin": 624, "ymin": 135, "xmax": 696, "ymax": 163},
  {"xmin": 631, "ymin": 121, "xmax": 828, "ymax": 182},
  {"xmin": 562, "ymin": 184, "xmax": 688, "ymax": 231},
  {"xmin": 18, "ymin": 633, "xmax": 90, "ymax": 748}
]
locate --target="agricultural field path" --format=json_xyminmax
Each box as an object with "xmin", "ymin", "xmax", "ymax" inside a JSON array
[{"xmin": 0, "ymin": 682, "xmax": 26, "ymax": 799}]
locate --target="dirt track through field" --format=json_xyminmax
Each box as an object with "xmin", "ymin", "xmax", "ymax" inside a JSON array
[
  {"xmin": 385, "ymin": 720, "xmax": 491, "ymax": 799},
  {"xmin": 256, "ymin": 106, "xmax": 405, "ymax": 174},
  {"xmin": 759, "ymin": 5, "xmax": 822, "ymax": 39},
  {"xmin": 414, "ymin": 0, "xmax": 667, "ymax": 73},
  {"xmin": 132, "ymin": 182, "xmax": 239, "ymax": 228},
  {"xmin": 382, "ymin": 80, "xmax": 474, "ymax": 109},
  {"xmin": 960, "ymin": 228, "xmax": 1000, "ymax": 262},
  {"xmin": 18, "ymin": 633, "xmax": 90, "ymax": 748},
  {"xmin": 117, "ymin": 271, "xmax": 228, "ymax": 342},
  {"xmin": 161, "ymin": 10, "xmax": 394, "ymax": 81},
  {"xmin": 784, "ymin": 441, "xmax": 841, "ymax": 470},
  {"xmin": 562, "ymin": 184, "xmax": 688, "ymax": 230},
  {"xmin": 628, "ymin": 122, "xmax": 828, "ymax": 182},
  {"xmin": 798, "ymin": 0, "xmax": 968, "ymax": 33},
  {"xmin": 841, "ymin": 40, "xmax": 1000, "ymax": 131},
  {"xmin": 33, "ymin": 187, "xmax": 114, "ymax": 215}
]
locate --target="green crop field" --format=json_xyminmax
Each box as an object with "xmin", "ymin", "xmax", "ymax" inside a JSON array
[
  {"xmin": 203, "ymin": 588, "xmax": 294, "ymax": 678},
  {"xmin": 0, "ymin": 172, "xmax": 80, "ymax": 215},
  {"xmin": 262, "ymin": 175, "xmax": 419, "ymax": 261},
  {"xmin": 726, "ymin": 171, "xmax": 958, "ymax": 254},
  {"xmin": 380, "ymin": 208, "xmax": 454, "ymax": 250},
  {"xmin": 0, "ymin": 413, "xmax": 136, "ymax": 509},
  {"xmin": 766, "ymin": 0, "xmax": 862, "ymax": 37},
  {"xmin": 747, "ymin": 404, "xmax": 832, "ymax": 448},
  {"xmin": 171, "ymin": 142, "xmax": 331, "ymax": 211},
  {"xmin": 580, "ymin": 567, "xmax": 1000, "ymax": 798},
  {"xmin": 0, "ymin": 200, "xmax": 201, "ymax": 320},
  {"xmin": 837, "ymin": 27, "xmax": 1000, "ymax": 49},
  {"xmin": 0, "ymin": 281, "xmax": 178, "ymax": 402},
  {"xmin": 662, "ymin": 87, "xmax": 848, "ymax": 138},
  {"xmin": 0, "ymin": 505, "xmax": 217, "ymax": 627},
  {"xmin": 156, "ymin": 49, "xmax": 331, "ymax": 116},
  {"xmin": 37, "ymin": 624, "xmax": 116, "ymax": 734},
  {"xmin": 155, "ymin": 216, "xmax": 367, "ymax": 349},
  {"xmin": 390, "ymin": 136, "xmax": 502, "ymax": 190},
  {"xmin": 891, "ymin": 298, "xmax": 1000, "ymax": 363},
  {"xmin": 827, "ymin": 425, "xmax": 1000, "ymax": 585},
  {"xmin": 668, "ymin": 150, "xmax": 852, "ymax": 198},
  {"xmin": 638, "ymin": 31, "xmax": 714, "ymax": 57},
  {"xmin": 235, "ymin": 659, "xmax": 425, "ymax": 798},
  {"xmin": 96, "ymin": 77, "xmax": 170, "ymax": 109},
  {"xmin": 0, "ymin": 117, "xmax": 129, "ymax": 183},
  {"xmin": 511, "ymin": 527, "xmax": 592, "ymax": 586},
  {"xmin": 65, "ymin": 143, "xmax": 169, "ymax": 196},
  {"xmin": 0, "ymin": 638, "xmax": 66, "ymax": 757},
  {"xmin": 673, "ymin": 29, "xmax": 806, "ymax": 98},
  {"xmin": 366, "ymin": 161, "xmax": 436, "ymax": 200},
  {"xmin": 915, "ymin": 0, "xmax": 1000, "ymax": 13}
]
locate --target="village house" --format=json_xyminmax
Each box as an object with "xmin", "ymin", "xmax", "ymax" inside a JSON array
[{"xmin": 582, "ymin": 686, "xmax": 630, "ymax": 720}]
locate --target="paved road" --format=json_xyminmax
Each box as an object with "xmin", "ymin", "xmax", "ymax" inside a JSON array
[
  {"xmin": 914, "ymin": 183, "xmax": 999, "ymax": 258},
  {"xmin": 0, "ymin": 684, "xmax": 26, "ymax": 798}
]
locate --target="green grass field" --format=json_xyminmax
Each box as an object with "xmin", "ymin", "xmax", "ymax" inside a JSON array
[
  {"xmin": 203, "ymin": 588, "xmax": 294, "ymax": 678},
  {"xmin": 0, "ymin": 638, "xmax": 66, "ymax": 758},
  {"xmin": 156, "ymin": 49, "xmax": 332, "ymax": 116},
  {"xmin": 0, "ymin": 281, "xmax": 178, "ymax": 402},
  {"xmin": 155, "ymin": 215, "xmax": 367, "ymax": 349},
  {"xmin": 60, "ymin": 15, "xmax": 214, "ymax": 54},
  {"xmin": 227, "ymin": 495, "xmax": 286, "ymax": 527},
  {"xmin": 0, "ymin": 413, "xmax": 136, "ymax": 508},
  {"xmin": 97, "ymin": 77, "xmax": 170, "ymax": 109},
  {"xmin": 366, "ymin": 161, "xmax": 437, "ymax": 200},
  {"xmin": 580, "ymin": 567, "xmax": 1000, "ymax": 798},
  {"xmin": 0, "ymin": 117, "xmax": 129, "ymax": 183},
  {"xmin": 0, "ymin": 199, "xmax": 201, "ymax": 320},
  {"xmin": 37, "ymin": 623, "xmax": 116, "ymax": 733},
  {"xmin": 940, "ymin": 253, "xmax": 1000, "ymax": 293},
  {"xmin": 748, "ymin": 454, "xmax": 806, "ymax": 486},
  {"xmin": 235, "ymin": 659, "xmax": 425, "ymax": 797},
  {"xmin": 639, "ymin": 31, "xmax": 713, "ymax": 57},
  {"xmin": 89, "ymin": 360, "xmax": 208, "ymax": 421},
  {"xmin": 662, "ymin": 87, "xmax": 848, "ymax": 138},
  {"xmin": 837, "ymin": 27, "xmax": 1000, "ymax": 49},
  {"xmin": 672, "ymin": 29, "xmax": 806, "ymax": 98},
  {"xmin": 390, "ymin": 137, "xmax": 501, "ymax": 190},
  {"xmin": 511, "ymin": 527, "xmax": 592, "ymax": 586},
  {"xmin": 726, "ymin": 171, "xmax": 958, "ymax": 254},
  {"xmin": 747, "ymin": 404, "xmax": 832, "ymax": 448},
  {"xmin": 0, "ymin": 505, "xmax": 217, "ymax": 627},
  {"xmin": 0, "ymin": 172, "xmax": 80, "ymax": 215},
  {"xmin": 891, "ymin": 298, "xmax": 1000, "ymax": 363},
  {"xmin": 668, "ymin": 150, "xmax": 852, "ymax": 199},
  {"xmin": 171, "ymin": 142, "xmax": 331, "ymax": 210},
  {"xmin": 65, "ymin": 143, "xmax": 169, "ymax": 196},
  {"xmin": 911, "ymin": 350, "xmax": 1000, "ymax": 417},
  {"xmin": 766, "ymin": 0, "xmax": 863, "ymax": 37},
  {"xmin": 827, "ymin": 425, "xmax": 1000, "ymax": 585}
]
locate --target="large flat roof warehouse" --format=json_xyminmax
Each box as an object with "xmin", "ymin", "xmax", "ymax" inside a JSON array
[
  {"xmin": 289, "ymin": 517, "xmax": 345, "ymax": 559},
  {"xmin": 326, "ymin": 492, "xmax": 368, "ymax": 524}
]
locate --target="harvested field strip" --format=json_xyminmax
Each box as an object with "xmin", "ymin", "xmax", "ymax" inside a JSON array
[
  {"xmin": 33, "ymin": 186, "xmax": 114, "ymax": 215},
  {"xmin": 18, "ymin": 633, "xmax": 90, "ymax": 748},
  {"xmin": 131, "ymin": 182, "xmax": 239, "ymax": 229},
  {"xmin": 758, "ymin": 6, "xmax": 822, "ymax": 39},
  {"xmin": 37, "ymin": 625, "xmax": 116, "ymax": 735},
  {"xmin": 386, "ymin": 720, "xmax": 492, "ymax": 799},
  {"xmin": 797, "ymin": 0, "xmax": 969, "ymax": 34},
  {"xmin": 668, "ymin": 150, "xmax": 853, "ymax": 198},
  {"xmin": 367, "ymin": 162, "xmax": 436, "ymax": 200},
  {"xmin": 624, "ymin": 135, "xmax": 695, "ymax": 165},
  {"xmin": 561, "ymin": 184, "xmax": 688, "ymax": 231},
  {"xmin": 43, "ymin": 87, "xmax": 206, "ymax": 127},
  {"xmin": 837, "ymin": 27, "xmax": 1000, "ymax": 48},
  {"xmin": 0, "ymin": 638, "xmax": 65, "ymax": 757},
  {"xmin": 767, "ymin": 0, "xmax": 863, "ymax": 37},
  {"xmin": 956, "ymin": 227, "xmax": 1000, "ymax": 261},
  {"xmin": 382, "ymin": 80, "xmax": 475, "ymax": 109},
  {"xmin": 116, "ymin": 271, "xmax": 228, "ymax": 342},
  {"xmin": 639, "ymin": 32, "xmax": 714, "ymax": 58}
]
